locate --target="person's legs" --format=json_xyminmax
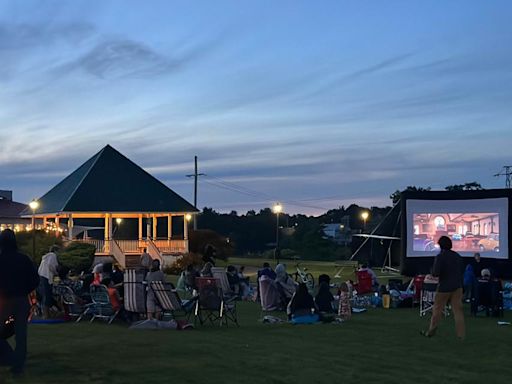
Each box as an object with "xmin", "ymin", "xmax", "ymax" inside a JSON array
[
  {"xmin": 426, "ymin": 291, "xmax": 450, "ymax": 336},
  {"xmin": 450, "ymin": 288, "xmax": 465, "ymax": 340},
  {"xmin": 11, "ymin": 297, "xmax": 30, "ymax": 374}
]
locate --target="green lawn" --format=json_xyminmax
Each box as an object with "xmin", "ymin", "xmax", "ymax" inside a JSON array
[{"xmin": 2, "ymin": 303, "xmax": 511, "ymax": 384}]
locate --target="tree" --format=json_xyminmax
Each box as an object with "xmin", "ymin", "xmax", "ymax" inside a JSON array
[
  {"xmin": 390, "ymin": 186, "xmax": 431, "ymax": 204},
  {"xmin": 445, "ymin": 182, "xmax": 483, "ymax": 191}
]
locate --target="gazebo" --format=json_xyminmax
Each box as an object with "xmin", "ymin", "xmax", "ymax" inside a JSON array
[{"xmin": 22, "ymin": 145, "xmax": 198, "ymax": 268}]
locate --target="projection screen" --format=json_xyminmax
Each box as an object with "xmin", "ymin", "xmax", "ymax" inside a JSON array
[{"xmin": 406, "ymin": 198, "xmax": 509, "ymax": 259}]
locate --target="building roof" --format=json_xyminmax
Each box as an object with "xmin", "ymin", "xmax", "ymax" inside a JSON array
[
  {"xmin": 0, "ymin": 198, "xmax": 27, "ymax": 218},
  {"xmin": 22, "ymin": 145, "xmax": 198, "ymax": 215}
]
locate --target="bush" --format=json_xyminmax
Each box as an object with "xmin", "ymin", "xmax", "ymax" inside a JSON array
[
  {"xmin": 16, "ymin": 231, "xmax": 63, "ymax": 265},
  {"xmin": 163, "ymin": 252, "xmax": 203, "ymax": 275},
  {"xmin": 59, "ymin": 242, "xmax": 96, "ymax": 274}
]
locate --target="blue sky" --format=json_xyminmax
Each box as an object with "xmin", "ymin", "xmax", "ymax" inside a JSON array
[{"xmin": 1, "ymin": 1, "xmax": 511, "ymax": 215}]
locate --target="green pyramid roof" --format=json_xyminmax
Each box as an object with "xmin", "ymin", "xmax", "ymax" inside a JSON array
[{"xmin": 25, "ymin": 145, "xmax": 198, "ymax": 215}]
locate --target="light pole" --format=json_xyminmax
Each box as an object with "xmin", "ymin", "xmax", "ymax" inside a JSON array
[
  {"xmin": 361, "ymin": 211, "xmax": 369, "ymax": 233},
  {"xmin": 29, "ymin": 200, "xmax": 39, "ymax": 259},
  {"xmin": 272, "ymin": 203, "xmax": 283, "ymax": 264}
]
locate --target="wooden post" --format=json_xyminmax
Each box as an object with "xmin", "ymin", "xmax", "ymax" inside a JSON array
[
  {"xmin": 138, "ymin": 214, "xmax": 143, "ymax": 242},
  {"xmin": 167, "ymin": 214, "xmax": 172, "ymax": 242},
  {"xmin": 146, "ymin": 215, "xmax": 151, "ymax": 240},
  {"xmin": 183, "ymin": 214, "xmax": 188, "ymax": 240},
  {"xmin": 68, "ymin": 214, "xmax": 73, "ymax": 241},
  {"xmin": 152, "ymin": 214, "xmax": 157, "ymax": 241},
  {"xmin": 55, "ymin": 216, "xmax": 60, "ymax": 237}
]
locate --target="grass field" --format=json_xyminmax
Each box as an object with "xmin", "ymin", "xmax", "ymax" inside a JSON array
[{"xmin": 2, "ymin": 259, "xmax": 511, "ymax": 384}]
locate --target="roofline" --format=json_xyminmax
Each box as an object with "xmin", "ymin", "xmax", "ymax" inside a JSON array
[{"xmin": 21, "ymin": 210, "xmax": 199, "ymax": 218}]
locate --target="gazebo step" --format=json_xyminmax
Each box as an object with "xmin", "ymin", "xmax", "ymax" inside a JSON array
[{"xmin": 125, "ymin": 254, "xmax": 142, "ymax": 268}]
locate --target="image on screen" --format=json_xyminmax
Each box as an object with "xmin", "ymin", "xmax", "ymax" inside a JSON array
[
  {"xmin": 412, "ymin": 213, "xmax": 499, "ymax": 253},
  {"xmin": 406, "ymin": 198, "xmax": 509, "ymax": 258}
]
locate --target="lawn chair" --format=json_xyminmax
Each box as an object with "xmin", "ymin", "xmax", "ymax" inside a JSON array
[
  {"xmin": 85, "ymin": 285, "xmax": 119, "ymax": 324},
  {"xmin": 59, "ymin": 286, "xmax": 87, "ymax": 322},
  {"xmin": 149, "ymin": 281, "xmax": 197, "ymax": 321},
  {"xmin": 419, "ymin": 282, "xmax": 450, "ymax": 317},
  {"xmin": 194, "ymin": 277, "xmax": 238, "ymax": 327},
  {"xmin": 471, "ymin": 279, "xmax": 504, "ymax": 317},
  {"xmin": 124, "ymin": 269, "xmax": 147, "ymax": 317},
  {"xmin": 258, "ymin": 275, "xmax": 286, "ymax": 318},
  {"xmin": 354, "ymin": 271, "xmax": 373, "ymax": 295},
  {"xmin": 211, "ymin": 267, "xmax": 237, "ymax": 298}
]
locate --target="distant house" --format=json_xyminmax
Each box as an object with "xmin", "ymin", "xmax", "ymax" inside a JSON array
[
  {"xmin": 322, "ymin": 216, "xmax": 352, "ymax": 245},
  {"xmin": 0, "ymin": 190, "xmax": 31, "ymax": 231}
]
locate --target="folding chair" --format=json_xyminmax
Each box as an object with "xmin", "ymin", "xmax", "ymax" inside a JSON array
[
  {"xmin": 85, "ymin": 285, "xmax": 119, "ymax": 324},
  {"xmin": 211, "ymin": 267, "xmax": 237, "ymax": 298},
  {"xmin": 149, "ymin": 281, "xmax": 197, "ymax": 321},
  {"xmin": 194, "ymin": 277, "xmax": 238, "ymax": 327},
  {"xmin": 59, "ymin": 286, "xmax": 87, "ymax": 322},
  {"xmin": 124, "ymin": 269, "xmax": 147, "ymax": 318},
  {"xmin": 354, "ymin": 271, "xmax": 373, "ymax": 295},
  {"xmin": 419, "ymin": 282, "xmax": 449, "ymax": 317}
]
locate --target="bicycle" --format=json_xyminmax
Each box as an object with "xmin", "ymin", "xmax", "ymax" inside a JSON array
[{"xmin": 292, "ymin": 263, "xmax": 315, "ymax": 291}]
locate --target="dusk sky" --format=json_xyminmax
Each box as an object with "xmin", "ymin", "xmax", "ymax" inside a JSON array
[{"xmin": 1, "ymin": 1, "xmax": 511, "ymax": 215}]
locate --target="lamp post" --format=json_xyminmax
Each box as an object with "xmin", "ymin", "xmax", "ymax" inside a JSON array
[
  {"xmin": 29, "ymin": 200, "xmax": 39, "ymax": 259},
  {"xmin": 272, "ymin": 203, "xmax": 283, "ymax": 264},
  {"xmin": 361, "ymin": 211, "xmax": 369, "ymax": 233}
]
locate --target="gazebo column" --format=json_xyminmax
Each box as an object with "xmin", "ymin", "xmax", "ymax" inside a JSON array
[
  {"xmin": 43, "ymin": 217, "xmax": 47, "ymax": 229},
  {"xmin": 146, "ymin": 216, "xmax": 151, "ymax": 240},
  {"xmin": 167, "ymin": 214, "xmax": 172, "ymax": 244},
  {"xmin": 183, "ymin": 214, "xmax": 189, "ymax": 252},
  {"xmin": 152, "ymin": 214, "xmax": 157, "ymax": 241},
  {"xmin": 55, "ymin": 216, "xmax": 60, "ymax": 237},
  {"xmin": 138, "ymin": 214, "xmax": 143, "ymax": 243},
  {"xmin": 68, "ymin": 214, "xmax": 73, "ymax": 241},
  {"xmin": 104, "ymin": 213, "xmax": 112, "ymax": 253}
]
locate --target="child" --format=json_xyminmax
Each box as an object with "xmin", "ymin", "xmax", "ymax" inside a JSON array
[
  {"xmin": 338, "ymin": 282, "xmax": 351, "ymax": 320},
  {"xmin": 101, "ymin": 278, "xmax": 122, "ymax": 313}
]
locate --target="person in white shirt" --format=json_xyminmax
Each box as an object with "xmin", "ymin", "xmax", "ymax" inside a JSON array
[{"xmin": 37, "ymin": 246, "xmax": 60, "ymax": 319}]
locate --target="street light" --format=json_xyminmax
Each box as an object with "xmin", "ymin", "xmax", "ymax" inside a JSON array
[
  {"xmin": 29, "ymin": 200, "xmax": 39, "ymax": 258},
  {"xmin": 361, "ymin": 211, "xmax": 369, "ymax": 232},
  {"xmin": 115, "ymin": 218, "xmax": 123, "ymax": 225},
  {"xmin": 272, "ymin": 203, "xmax": 283, "ymax": 264},
  {"xmin": 185, "ymin": 213, "xmax": 192, "ymax": 222}
]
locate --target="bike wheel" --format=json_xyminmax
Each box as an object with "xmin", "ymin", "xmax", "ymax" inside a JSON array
[{"xmin": 305, "ymin": 273, "xmax": 315, "ymax": 289}]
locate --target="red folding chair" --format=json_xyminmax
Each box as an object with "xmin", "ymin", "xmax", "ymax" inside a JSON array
[{"xmin": 354, "ymin": 271, "xmax": 373, "ymax": 294}]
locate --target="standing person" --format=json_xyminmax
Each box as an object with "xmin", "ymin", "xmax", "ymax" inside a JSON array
[
  {"xmin": 0, "ymin": 229, "xmax": 40, "ymax": 376},
  {"xmin": 338, "ymin": 282, "xmax": 351, "ymax": 320},
  {"xmin": 140, "ymin": 248, "xmax": 152, "ymax": 273},
  {"xmin": 202, "ymin": 244, "xmax": 217, "ymax": 266},
  {"xmin": 421, "ymin": 236, "xmax": 465, "ymax": 339},
  {"xmin": 37, "ymin": 245, "xmax": 59, "ymax": 319},
  {"xmin": 472, "ymin": 252, "xmax": 483, "ymax": 278}
]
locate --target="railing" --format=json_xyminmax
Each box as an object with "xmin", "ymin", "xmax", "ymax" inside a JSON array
[
  {"xmin": 153, "ymin": 239, "xmax": 188, "ymax": 254},
  {"xmin": 75, "ymin": 239, "xmax": 106, "ymax": 253},
  {"xmin": 111, "ymin": 240, "xmax": 126, "ymax": 269},
  {"xmin": 146, "ymin": 238, "xmax": 163, "ymax": 263},
  {"xmin": 115, "ymin": 240, "xmax": 141, "ymax": 253}
]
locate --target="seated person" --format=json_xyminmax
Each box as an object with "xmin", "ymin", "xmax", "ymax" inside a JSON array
[
  {"xmin": 226, "ymin": 265, "xmax": 240, "ymax": 294},
  {"xmin": 91, "ymin": 263, "xmax": 103, "ymax": 286},
  {"xmin": 145, "ymin": 259, "xmax": 166, "ymax": 320},
  {"xmin": 200, "ymin": 262, "xmax": 214, "ymax": 278},
  {"xmin": 275, "ymin": 264, "xmax": 296, "ymax": 300},
  {"xmin": 315, "ymin": 281, "xmax": 335, "ymax": 313},
  {"xmin": 183, "ymin": 264, "xmax": 199, "ymax": 292},
  {"xmin": 287, "ymin": 283, "xmax": 318, "ymax": 321},
  {"xmin": 257, "ymin": 262, "xmax": 276, "ymax": 280},
  {"xmin": 101, "ymin": 277, "xmax": 122, "ymax": 313},
  {"xmin": 53, "ymin": 265, "xmax": 82, "ymax": 296},
  {"xmin": 480, "ymin": 268, "xmax": 491, "ymax": 281},
  {"xmin": 338, "ymin": 282, "xmax": 351, "ymax": 320}
]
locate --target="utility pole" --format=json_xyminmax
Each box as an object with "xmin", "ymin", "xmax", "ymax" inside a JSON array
[
  {"xmin": 494, "ymin": 166, "xmax": 512, "ymax": 188},
  {"xmin": 186, "ymin": 156, "xmax": 205, "ymax": 230}
]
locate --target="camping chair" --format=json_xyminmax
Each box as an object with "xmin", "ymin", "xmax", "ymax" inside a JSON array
[
  {"xmin": 211, "ymin": 267, "xmax": 238, "ymax": 298},
  {"xmin": 419, "ymin": 282, "xmax": 449, "ymax": 317},
  {"xmin": 258, "ymin": 275, "xmax": 287, "ymax": 319},
  {"xmin": 149, "ymin": 281, "xmax": 197, "ymax": 321},
  {"xmin": 194, "ymin": 277, "xmax": 238, "ymax": 327},
  {"xmin": 124, "ymin": 269, "xmax": 147, "ymax": 318},
  {"xmin": 354, "ymin": 271, "xmax": 373, "ymax": 295},
  {"xmin": 85, "ymin": 285, "xmax": 119, "ymax": 324},
  {"xmin": 471, "ymin": 279, "xmax": 504, "ymax": 317},
  {"xmin": 59, "ymin": 286, "xmax": 87, "ymax": 322}
]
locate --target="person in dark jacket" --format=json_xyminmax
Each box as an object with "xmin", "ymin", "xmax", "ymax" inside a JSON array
[
  {"xmin": 421, "ymin": 236, "xmax": 465, "ymax": 339},
  {"xmin": 287, "ymin": 283, "xmax": 317, "ymax": 320},
  {"xmin": 0, "ymin": 229, "xmax": 40, "ymax": 375},
  {"xmin": 315, "ymin": 281, "xmax": 335, "ymax": 313}
]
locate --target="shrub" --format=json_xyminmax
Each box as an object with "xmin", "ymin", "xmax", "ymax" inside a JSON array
[
  {"xmin": 16, "ymin": 231, "xmax": 63, "ymax": 265},
  {"xmin": 59, "ymin": 242, "xmax": 96, "ymax": 274},
  {"xmin": 163, "ymin": 252, "xmax": 203, "ymax": 275}
]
